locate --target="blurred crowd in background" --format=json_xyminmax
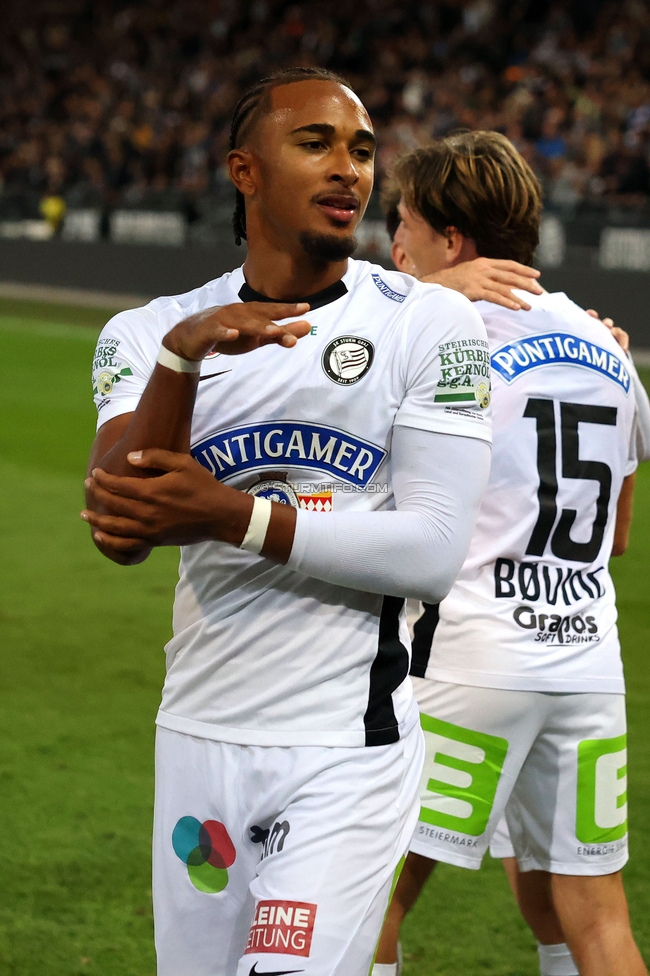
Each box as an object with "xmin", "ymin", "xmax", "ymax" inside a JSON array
[{"xmin": 2, "ymin": 0, "xmax": 650, "ymax": 238}]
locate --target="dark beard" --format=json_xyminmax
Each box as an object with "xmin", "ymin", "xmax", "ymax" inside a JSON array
[{"xmin": 299, "ymin": 230, "xmax": 359, "ymax": 265}]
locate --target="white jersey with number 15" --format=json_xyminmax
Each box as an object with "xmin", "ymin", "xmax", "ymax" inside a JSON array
[{"xmin": 421, "ymin": 291, "xmax": 637, "ymax": 694}]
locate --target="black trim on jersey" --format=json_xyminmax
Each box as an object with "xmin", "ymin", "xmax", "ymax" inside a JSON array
[
  {"xmin": 364, "ymin": 596, "xmax": 410, "ymax": 746},
  {"xmin": 238, "ymin": 279, "xmax": 348, "ymax": 311},
  {"xmin": 409, "ymin": 603, "xmax": 440, "ymax": 678}
]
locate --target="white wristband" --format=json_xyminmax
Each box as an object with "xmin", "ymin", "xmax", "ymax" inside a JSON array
[
  {"xmin": 157, "ymin": 344, "xmax": 202, "ymax": 373},
  {"xmin": 240, "ymin": 496, "xmax": 273, "ymax": 554}
]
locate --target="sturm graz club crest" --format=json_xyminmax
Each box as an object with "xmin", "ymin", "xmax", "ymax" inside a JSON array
[
  {"xmin": 248, "ymin": 479, "xmax": 299, "ymax": 508},
  {"xmin": 322, "ymin": 336, "xmax": 374, "ymax": 385}
]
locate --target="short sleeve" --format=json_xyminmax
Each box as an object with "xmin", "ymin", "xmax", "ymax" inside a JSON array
[
  {"xmin": 394, "ymin": 287, "xmax": 493, "ymax": 444},
  {"xmin": 91, "ymin": 305, "xmax": 163, "ymax": 429}
]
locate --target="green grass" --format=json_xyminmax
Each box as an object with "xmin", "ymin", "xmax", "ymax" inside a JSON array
[
  {"xmin": 0, "ymin": 300, "xmax": 648, "ymax": 975},
  {"xmin": 0, "ymin": 305, "xmax": 172, "ymax": 976}
]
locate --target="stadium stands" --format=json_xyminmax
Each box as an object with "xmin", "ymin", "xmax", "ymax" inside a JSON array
[{"xmin": 2, "ymin": 0, "xmax": 650, "ymax": 246}]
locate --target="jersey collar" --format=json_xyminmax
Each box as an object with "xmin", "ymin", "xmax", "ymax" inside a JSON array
[{"xmin": 238, "ymin": 278, "xmax": 348, "ymax": 311}]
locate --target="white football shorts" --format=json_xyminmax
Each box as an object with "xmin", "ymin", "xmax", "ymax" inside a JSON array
[
  {"xmin": 153, "ymin": 723, "xmax": 424, "ymax": 976},
  {"xmin": 409, "ymin": 679, "xmax": 628, "ymax": 876},
  {"xmin": 488, "ymin": 815, "xmax": 515, "ymax": 860}
]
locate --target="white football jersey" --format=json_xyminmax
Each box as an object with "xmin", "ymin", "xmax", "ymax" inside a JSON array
[
  {"xmin": 415, "ymin": 291, "xmax": 637, "ymax": 694},
  {"xmin": 91, "ymin": 260, "xmax": 491, "ymax": 747}
]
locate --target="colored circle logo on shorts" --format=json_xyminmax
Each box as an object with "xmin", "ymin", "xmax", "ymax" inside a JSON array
[
  {"xmin": 172, "ymin": 817, "xmax": 236, "ymax": 893},
  {"xmin": 322, "ymin": 336, "xmax": 374, "ymax": 385}
]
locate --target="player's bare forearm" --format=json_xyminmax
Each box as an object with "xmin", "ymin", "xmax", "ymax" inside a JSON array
[
  {"xmin": 84, "ymin": 368, "xmax": 200, "ymax": 565},
  {"xmin": 82, "ymin": 448, "xmax": 297, "ymax": 563},
  {"xmin": 84, "ymin": 302, "xmax": 309, "ymax": 565},
  {"xmin": 88, "ymin": 301, "xmax": 310, "ymax": 479},
  {"xmin": 91, "ymin": 370, "xmax": 199, "ymax": 478}
]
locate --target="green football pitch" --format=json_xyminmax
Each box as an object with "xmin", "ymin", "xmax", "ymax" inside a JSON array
[{"xmin": 0, "ymin": 297, "xmax": 648, "ymax": 976}]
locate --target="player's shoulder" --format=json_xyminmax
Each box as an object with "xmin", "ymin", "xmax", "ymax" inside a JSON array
[
  {"xmin": 351, "ymin": 260, "xmax": 476, "ymax": 312},
  {"xmin": 345, "ymin": 259, "xmax": 415, "ymax": 307},
  {"xmin": 349, "ymin": 261, "xmax": 485, "ymax": 346},
  {"xmin": 481, "ymin": 291, "xmax": 633, "ymax": 397},
  {"xmin": 146, "ymin": 266, "xmax": 244, "ymax": 319},
  {"xmin": 99, "ymin": 266, "xmax": 244, "ymax": 344},
  {"xmin": 477, "ymin": 290, "xmax": 627, "ymax": 354}
]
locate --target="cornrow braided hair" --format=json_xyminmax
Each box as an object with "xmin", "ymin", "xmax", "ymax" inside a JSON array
[{"xmin": 229, "ymin": 67, "xmax": 353, "ymax": 245}]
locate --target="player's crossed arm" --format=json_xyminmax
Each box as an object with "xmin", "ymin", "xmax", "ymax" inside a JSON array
[
  {"xmin": 83, "ymin": 446, "xmax": 299, "ymax": 563},
  {"xmin": 83, "ymin": 301, "xmax": 311, "ymax": 565}
]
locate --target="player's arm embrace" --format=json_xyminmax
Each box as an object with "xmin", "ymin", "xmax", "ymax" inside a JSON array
[
  {"xmin": 83, "ymin": 301, "xmax": 311, "ymax": 565},
  {"xmin": 423, "ymin": 257, "xmax": 543, "ymax": 311}
]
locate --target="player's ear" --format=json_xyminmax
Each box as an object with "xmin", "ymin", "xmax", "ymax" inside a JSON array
[
  {"xmin": 445, "ymin": 226, "xmax": 465, "ymax": 263},
  {"xmin": 228, "ymin": 148, "xmax": 258, "ymax": 198},
  {"xmin": 392, "ymin": 241, "xmax": 417, "ymax": 276}
]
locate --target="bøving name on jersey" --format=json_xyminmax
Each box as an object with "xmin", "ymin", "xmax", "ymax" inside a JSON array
[
  {"xmin": 495, "ymin": 557, "xmax": 606, "ymax": 607},
  {"xmin": 192, "ymin": 422, "xmax": 385, "ymax": 487},
  {"xmin": 491, "ymin": 332, "xmax": 631, "ymax": 394}
]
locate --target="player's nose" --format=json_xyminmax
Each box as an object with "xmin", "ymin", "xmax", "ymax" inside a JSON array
[{"xmin": 327, "ymin": 148, "xmax": 360, "ymax": 186}]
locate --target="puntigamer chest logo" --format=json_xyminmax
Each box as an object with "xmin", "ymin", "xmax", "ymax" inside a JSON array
[
  {"xmin": 322, "ymin": 335, "xmax": 374, "ymax": 385},
  {"xmin": 92, "ymin": 337, "xmax": 133, "ymax": 397},
  {"xmin": 192, "ymin": 421, "xmax": 385, "ymax": 487}
]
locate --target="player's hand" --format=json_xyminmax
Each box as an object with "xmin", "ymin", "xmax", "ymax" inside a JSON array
[
  {"xmin": 162, "ymin": 302, "xmax": 312, "ymax": 362},
  {"xmin": 586, "ymin": 308, "xmax": 630, "ymax": 354},
  {"xmin": 81, "ymin": 449, "xmax": 252, "ymax": 551},
  {"xmin": 422, "ymin": 258, "xmax": 543, "ymax": 310}
]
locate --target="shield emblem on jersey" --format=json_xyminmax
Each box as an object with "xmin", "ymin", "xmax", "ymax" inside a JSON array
[
  {"xmin": 322, "ymin": 336, "xmax": 374, "ymax": 385},
  {"xmin": 248, "ymin": 479, "xmax": 299, "ymax": 508}
]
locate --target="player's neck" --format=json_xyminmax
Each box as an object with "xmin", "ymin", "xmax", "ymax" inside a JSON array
[{"xmin": 242, "ymin": 238, "xmax": 348, "ymax": 301}]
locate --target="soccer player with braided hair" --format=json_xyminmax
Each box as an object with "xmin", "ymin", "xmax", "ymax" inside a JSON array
[
  {"xmin": 81, "ymin": 68, "xmax": 501, "ymax": 975},
  {"xmin": 229, "ymin": 70, "xmax": 543, "ymax": 305}
]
